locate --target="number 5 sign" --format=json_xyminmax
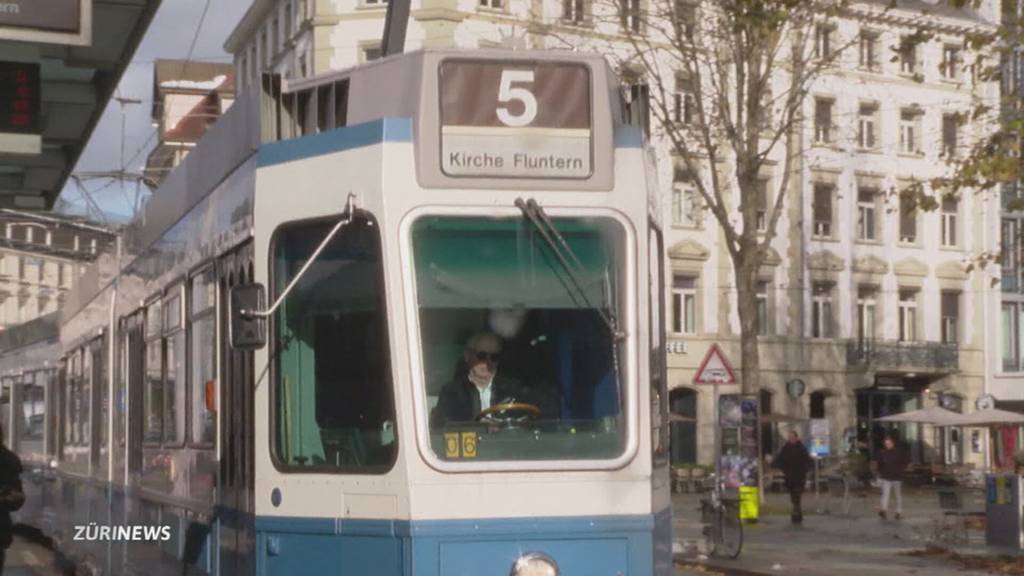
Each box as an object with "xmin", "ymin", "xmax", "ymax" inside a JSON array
[
  {"xmin": 495, "ymin": 70, "xmax": 538, "ymax": 127},
  {"xmin": 439, "ymin": 60, "xmax": 592, "ymax": 179}
]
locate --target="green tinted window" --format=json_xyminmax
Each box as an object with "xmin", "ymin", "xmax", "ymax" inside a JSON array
[
  {"xmin": 274, "ymin": 215, "xmax": 396, "ymax": 472},
  {"xmin": 412, "ymin": 215, "xmax": 628, "ymax": 462}
]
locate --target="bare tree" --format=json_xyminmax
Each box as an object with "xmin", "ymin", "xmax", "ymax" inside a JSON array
[{"xmin": 536, "ymin": 0, "xmax": 875, "ymax": 393}]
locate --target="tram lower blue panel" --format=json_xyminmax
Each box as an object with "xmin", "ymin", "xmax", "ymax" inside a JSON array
[{"xmin": 255, "ymin": 514, "xmax": 658, "ymax": 576}]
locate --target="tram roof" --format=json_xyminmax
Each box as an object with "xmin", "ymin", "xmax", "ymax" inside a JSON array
[{"xmin": 61, "ymin": 48, "xmax": 629, "ymax": 323}]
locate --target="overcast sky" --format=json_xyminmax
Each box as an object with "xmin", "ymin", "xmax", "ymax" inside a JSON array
[{"xmin": 59, "ymin": 0, "xmax": 250, "ymax": 222}]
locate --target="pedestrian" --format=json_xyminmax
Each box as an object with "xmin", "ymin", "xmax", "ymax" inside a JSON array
[
  {"xmin": 876, "ymin": 435, "xmax": 909, "ymax": 520},
  {"xmin": 774, "ymin": 429, "xmax": 812, "ymax": 524}
]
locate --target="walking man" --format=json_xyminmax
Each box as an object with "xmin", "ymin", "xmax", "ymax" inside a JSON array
[
  {"xmin": 877, "ymin": 435, "xmax": 910, "ymax": 520},
  {"xmin": 0, "ymin": 423, "xmax": 23, "ymax": 572},
  {"xmin": 774, "ymin": 430, "xmax": 812, "ymax": 524}
]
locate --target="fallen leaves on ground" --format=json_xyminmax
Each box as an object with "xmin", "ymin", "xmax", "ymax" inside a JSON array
[
  {"xmin": 902, "ymin": 545, "xmax": 1024, "ymax": 575},
  {"xmin": 674, "ymin": 561, "xmax": 727, "ymax": 575}
]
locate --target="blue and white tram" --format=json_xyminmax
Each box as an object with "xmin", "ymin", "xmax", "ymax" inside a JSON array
[{"xmin": 14, "ymin": 48, "xmax": 672, "ymax": 576}]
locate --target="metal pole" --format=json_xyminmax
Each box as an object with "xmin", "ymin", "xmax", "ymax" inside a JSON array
[{"xmin": 713, "ymin": 380, "xmax": 720, "ymax": 484}]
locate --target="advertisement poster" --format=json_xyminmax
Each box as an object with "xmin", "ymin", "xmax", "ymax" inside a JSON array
[
  {"xmin": 809, "ymin": 418, "xmax": 831, "ymax": 458},
  {"xmin": 719, "ymin": 395, "xmax": 759, "ymax": 489}
]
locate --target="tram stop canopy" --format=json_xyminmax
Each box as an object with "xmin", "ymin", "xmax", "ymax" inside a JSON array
[{"xmin": 0, "ymin": 0, "xmax": 162, "ymax": 210}]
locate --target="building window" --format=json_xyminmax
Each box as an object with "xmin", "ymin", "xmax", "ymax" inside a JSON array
[
  {"xmin": 675, "ymin": 0, "xmax": 696, "ymax": 41},
  {"xmin": 563, "ymin": 0, "xmax": 586, "ymax": 23},
  {"xmin": 815, "ymin": 24, "xmax": 835, "ymax": 60},
  {"xmin": 814, "ymin": 98, "xmax": 833, "ymax": 143},
  {"xmin": 1003, "ymin": 302, "xmax": 1020, "ymax": 371},
  {"xmin": 898, "ymin": 289, "xmax": 918, "ymax": 342},
  {"xmin": 480, "ymin": 0, "xmax": 503, "ymax": 8},
  {"xmin": 621, "ymin": 0, "xmax": 641, "ymax": 33},
  {"xmin": 811, "ymin": 283, "xmax": 834, "ymax": 338},
  {"xmin": 272, "ymin": 17, "xmax": 280, "ymax": 56},
  {"xmin": 671, "ymin": 274, "xmax": 697, "ymax": 335},
  {"xmin": 859, "ymin": 30, "xmax": 879, "ymax": 70},
  {"xmin": 941, "ymin": 291, "xmax": 959, "ymax": 344},
  {"xmin": 856, "ymin": 286, "xmax": 877, "ymax": 344},
  {"xmin": 1002, "ymin": 219, "xmax": 1020, "ymax": 292},
  {"xmin": 672, "ymin": 185, "xmax": 701, "ymax": 227},
  {"xmin": 899, "ymin": 109, "xmax": 920, "ymax": 154},
  {"xmin": 812, "ymin": 184, "xmax": 833, "ymax": 237},
  {"xmin": 941, "ymin": 45, "xmax": 961, "ymax": 80},
  {"xmin": 857, "ymin": 188, "xmax": 877, "ymax": 241},
  {"xmin": 941, "ymin": 196, "xmax": 958, "ymax": 247},
  {"xmin": 285, "ymin": 2, "xmax": 293, "ymax": 39},
  {"xmin": 261, "ymin": 29, "xmax": 269, "ymax": 68},
  {"xmin": 674, "ymin": 74, "xmax": 695, "ymax": 125},
  {"xmin": 364, "ymin": 0, "xmax": 389, "ymax": 4},
  {"xmin": 755, "ymin": 281, "xmax": 770, "ymax": 336},
  {"xmin": 362, "ymin": 44, "xmax": 383, "ymax": 62},
  {"xmin": 756, "ymin": 179, "xmax": 769, "ymax": 232},
  {"xmin": 858, "ymin": 102, "xmax": 878, "ymax": 149},
  {"xmin": 942, "ymin": 114, "xmax": 958, "ymax": 157},
  {"xmin": 899, "ymin": 37, "xmax": 917, "ymax": 74},
  {"xmin": 900, "ymin": 195, "xmax": 918, "ymax": 243}
]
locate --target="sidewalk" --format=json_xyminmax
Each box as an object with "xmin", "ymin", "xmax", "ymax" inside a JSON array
[{"xmin": 672, "ymin": 486, "xmax": 1019, "ymax": 575}]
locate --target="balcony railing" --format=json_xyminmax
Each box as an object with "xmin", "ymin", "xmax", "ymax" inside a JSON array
[{"xmin": 846, "ymin": 339, "xmax": 959, "ymax": 372}]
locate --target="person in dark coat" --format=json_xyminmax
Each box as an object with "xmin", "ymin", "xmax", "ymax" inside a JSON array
[
  {"xmin": 774, "ymin": 430, "xmax": 812, "ymax": 524},
  {"xmin": 0, "ymin": 423, "xmax": 24, "ymax": 572},
  {"xmin": 430, "ymin": 332, "xmax": 523, "ymax": 428},
  {"xmin": 876, "ymin": 435, "xmax": 910, "ymax": 520}
]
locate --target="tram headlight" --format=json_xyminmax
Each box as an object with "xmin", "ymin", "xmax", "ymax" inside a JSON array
[{"xmin": 510, "ymin": 552, "xmax": 559, "ymax": 576}]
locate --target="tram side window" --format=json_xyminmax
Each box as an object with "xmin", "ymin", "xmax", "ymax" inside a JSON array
[
  {"xmin": 81, "ymin": 348, "xmax": 92, "ymax": 446},
  {"xmin": 190, "ymin": 267, "xmax": 217, "ymax": 446},
  {"xmin": 66, "ymin": 352, "xmax": 80, "ymax": 446},
  {"xmin": 22, "ymin": 373, "xmax": 45, "ymax": 442},
  {"xmin": 273, "ymin": 214, "xmax": 397, "ymax": 471},
  {"xmin": 143, "ymin": 301, "xmax": 164, "ymax": 444},
  {"xmin": 164, "ymin": 289, "xmax": 186, "ymax": 445}
]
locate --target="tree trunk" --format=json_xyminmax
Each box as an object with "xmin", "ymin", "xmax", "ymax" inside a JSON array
[{"xmin": 734, "ymin": 253, "xmax": 760, "ymax": 396}]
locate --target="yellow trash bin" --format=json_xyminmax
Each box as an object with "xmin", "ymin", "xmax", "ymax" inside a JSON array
[{"xmin": 739, "ymin": 486, "xmax": 760, "ymax": 522}]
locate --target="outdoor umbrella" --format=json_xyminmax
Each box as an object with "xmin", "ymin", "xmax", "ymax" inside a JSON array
[
  {"xmin": 874, "ymin": 405, "xmax": 966, "ymax": 426},
  {"xmin": 957, "ymin": 408, "xmax": 1024, "ymax": 427},
  {"xmin": 956, "ymin": 409, "xmax": 1024, "ymax": 471}
]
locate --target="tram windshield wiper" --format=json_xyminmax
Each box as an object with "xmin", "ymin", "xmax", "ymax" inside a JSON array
[{"xmin": 514, "ymin": 197, "xmax": 625, "ymax": 341}]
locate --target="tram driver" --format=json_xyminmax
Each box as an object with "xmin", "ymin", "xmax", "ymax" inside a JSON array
[{"xmin": 429, "ymin": 332, "xmax": 524, "ymax": 428}]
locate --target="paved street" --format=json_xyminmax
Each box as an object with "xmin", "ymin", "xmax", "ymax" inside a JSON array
[
  {"xmin": 3, "ymin": 533, "xmax": 68, "ymax": 576},
  {"xmin": 672, "ymin": 486, "xmax": 1016, "ymax": 576}
]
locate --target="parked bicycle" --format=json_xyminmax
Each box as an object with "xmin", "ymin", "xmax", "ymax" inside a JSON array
[{"xmin": 700, "ymin": 473, "xmax": 743, "ymax": 558}]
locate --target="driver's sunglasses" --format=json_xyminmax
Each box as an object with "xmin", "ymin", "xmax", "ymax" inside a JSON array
[{"xmin": 474, "ymin": 351, "xmax": 502, "ymax": 362}]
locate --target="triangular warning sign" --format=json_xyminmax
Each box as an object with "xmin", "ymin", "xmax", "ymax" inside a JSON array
[{"xmin": 693, "ymin": 343, "xmax": 736, "ymax": 385}]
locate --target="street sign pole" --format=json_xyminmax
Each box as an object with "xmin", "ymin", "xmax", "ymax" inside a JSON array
[{"xmin": 693, "ymin": 344, "xmax": 737, "ymax": 497}]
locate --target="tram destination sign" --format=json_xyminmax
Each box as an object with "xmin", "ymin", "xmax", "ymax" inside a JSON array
[{"xmin": 439, "ymin": 60, "xmax": 592, "ymax": 179}]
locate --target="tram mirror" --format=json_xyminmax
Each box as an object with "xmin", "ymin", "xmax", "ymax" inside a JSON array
[{"xmin": 229, "ymin": 283, "xmax": 267, "ymax": 351}]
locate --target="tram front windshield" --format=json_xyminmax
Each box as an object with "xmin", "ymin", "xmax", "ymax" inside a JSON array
[{"xmin": 411, "ymin": 214, "xmax": 628, "ymax": 462}]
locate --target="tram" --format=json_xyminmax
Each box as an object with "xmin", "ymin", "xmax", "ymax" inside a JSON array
[{"xmin": 0, "ymin": 49, "xmax": 671, "ymax": 575}]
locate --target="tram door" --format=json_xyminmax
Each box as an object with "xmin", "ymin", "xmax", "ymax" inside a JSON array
[{"xmin": 217, "ymin": 245, "xmax": 256, "ymax": 575}]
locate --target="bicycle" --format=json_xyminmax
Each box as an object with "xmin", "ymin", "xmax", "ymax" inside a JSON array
[{"xmin": 699, "ymin": 473, "xmax": 743, "ymax": 559}]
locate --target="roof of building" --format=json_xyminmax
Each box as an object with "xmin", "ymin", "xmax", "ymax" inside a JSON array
[{"xmin": 151, "ymin": 60, "xmax": 236, "ymax": 119}]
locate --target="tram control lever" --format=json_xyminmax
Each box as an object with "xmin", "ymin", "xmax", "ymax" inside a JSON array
[
  {"xmin": 229, "ymin": 195, "xmax": 357, "ymax": 350},
  {"xmin": 239, "ymin": 194, "xmax": 358, "ymax": 321}
]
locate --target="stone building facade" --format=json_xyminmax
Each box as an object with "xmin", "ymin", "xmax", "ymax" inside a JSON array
[{"xmin": 0, "ymin": 210, "xmax": 116, "ymax": 330}]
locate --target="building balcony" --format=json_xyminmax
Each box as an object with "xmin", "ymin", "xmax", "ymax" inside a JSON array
[{"xmin": 846, "ymin": 339, "xmax": 959, "ymax": 373}]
